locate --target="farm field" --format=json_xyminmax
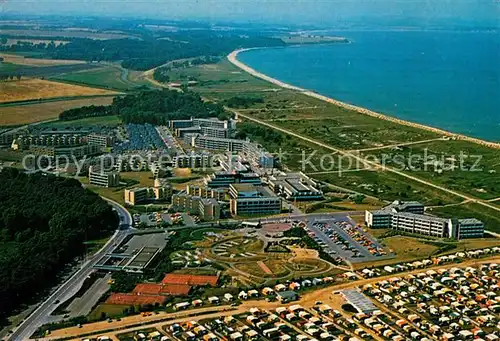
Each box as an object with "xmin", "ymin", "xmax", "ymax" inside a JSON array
[
  {"xmin": 0, "ymin": 79, "xmax": 119, "ymax": 103},
  {"xmin": 0, "ymin": 29, "xmax": 137, "ymax": 40},
  {"xmin": 0, "ymin": 52, "xmax": 85, "ymax": 66},
  {"xmin": 0, "ymin": 97, "xmax": 115, "ymax": 125}
]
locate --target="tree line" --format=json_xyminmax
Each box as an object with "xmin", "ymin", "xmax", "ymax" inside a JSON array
[
  {"xmin": 0, "ymin": 74, "xmax": 22, "ymax": 81},
  {"xmin": 0, "ymin": 168, "xmax": 118, "ymax": 320},
  {"xmin": 0, "ymin": 31, "xmax": 285, "ymax": 70},
  {"xmin": 58, "ymin": 89, "xmax": 231, "ymax": 124}
]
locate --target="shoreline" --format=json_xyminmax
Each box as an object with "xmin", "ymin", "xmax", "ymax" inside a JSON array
[{"xmin": 227, "ymin": 48, "xmax": 500, "ymax": 150}]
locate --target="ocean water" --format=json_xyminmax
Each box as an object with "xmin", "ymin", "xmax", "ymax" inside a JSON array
[{"xmin": 238, "ymin": 31, "xmax": 500, "ymax": 142}]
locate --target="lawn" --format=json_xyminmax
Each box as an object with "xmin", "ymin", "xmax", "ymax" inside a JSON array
[
  {"xmin": 0, "ymin": 97, "xmax": 115, "ymax": 126},
  {"xmin": 0, "ymin": 79, "xmax": 118, "ymax": 103}
]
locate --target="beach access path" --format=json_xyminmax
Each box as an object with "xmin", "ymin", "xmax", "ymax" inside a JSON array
[{"xmin": 226, "ymin": 50, "xmax": 500, "ymax": 215}]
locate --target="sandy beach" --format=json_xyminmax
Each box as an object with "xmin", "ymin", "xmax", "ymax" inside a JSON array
[{"xmin": 228, "ymin": 48, "xmax": 500, "ymax": 150}]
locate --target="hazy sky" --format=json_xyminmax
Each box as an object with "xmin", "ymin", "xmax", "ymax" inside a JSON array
[{"xmin": 2, "ymin": 0, "xmax": 500, "ymax": 27}]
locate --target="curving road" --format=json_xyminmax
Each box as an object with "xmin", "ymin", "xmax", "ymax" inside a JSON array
[{"xmin": 7, "ymin": 198, "xmax": 132, "ymax": 341}]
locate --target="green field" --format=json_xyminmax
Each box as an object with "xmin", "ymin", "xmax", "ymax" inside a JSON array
[
  {"xmin": 41, "ymin": 115, "xmax": 122, "ymax": 128},
  {"xmin": 161, "ymin": 59, "xmax": 277, "ymax": 93},
  {"xmin": 51, "ymin": 66, "xmax": 140, "ymax": 91},
  {"xmin": 0, "ymin": 62, "xmax": 21, "ymax": 72}
]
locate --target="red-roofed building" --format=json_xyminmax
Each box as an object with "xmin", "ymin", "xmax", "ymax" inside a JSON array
[{"xmin": 162, "ymin": 274, "xmax": 219, "ymax": 287}]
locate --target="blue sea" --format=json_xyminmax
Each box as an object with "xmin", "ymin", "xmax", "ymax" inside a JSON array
[{"xmin": 238, "ymin": 31, "xmax": 500, "ymax": 142}]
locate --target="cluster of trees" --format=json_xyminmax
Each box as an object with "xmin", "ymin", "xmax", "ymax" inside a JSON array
[
  {"xmin": 0, "ymin": 31, "xmax": 285, "ymax": 70},
  {"xmin": 0, "ymin": 168, "xmax": 118, "ymax": 319},
  {"xmin": 152, "ymin": 55, "xmax": 222, "ymax": 84},
  {"xmin": 0, "ymin": 74, "xmax": 22, "ymax": 81},
  {"xmin": 58, "ymin": 89, "xmax": 230, "ymax": 125},
  {"xmin": 153, "ymin": 66, "xmax": 171, "ymax": 83},
  {"xmin": 58, "ymin": 104, "xmax": 113, "ymax": 121},
  {"xmin": 236, "ymin": 121, "xmax": 284, "ymax": 146},
  {"xmin": 224, "ymin": 96, "xmax": 264, "ymax": 108}
]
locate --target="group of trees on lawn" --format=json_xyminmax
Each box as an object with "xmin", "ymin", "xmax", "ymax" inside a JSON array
[
  {"xmin": 0, "ymin": 168, "xmax": 118, "ymax": 319},
  {"xmin": 58, "ymin": 89, "xmax": 231, "ymax": 124},
  {"xmin": 0, "ymin": 31, "xmax": 284, "ymax": 70}
]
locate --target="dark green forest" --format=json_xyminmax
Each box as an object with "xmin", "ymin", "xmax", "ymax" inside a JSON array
[
  {"xmin": 59, "ymin": 89, "xmax": 230, "ymax": 124},
  {"xmin": 0, "ymin": 31, "xmax": 284, "ymax": 70},
  {"xmin": 0, "ymin": 169, "xmax": 118, "ymax": 319}
]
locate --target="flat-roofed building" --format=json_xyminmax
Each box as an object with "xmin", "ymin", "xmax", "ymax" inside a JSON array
[
  {"xmin": 456, "ymin": 218, "xmax": 484, "ymax": 239},
  {"xmin": 186, "ymin": 184, "xmax": 227, "ymax": 201},
  {"xmin": 174, "ymin": 153, "xmax": 212, "ymax": 169},
  {"xmin": 191, "ymin": 134, "xmax": 245, "ymax": 152},
  {"xmin": 242, "ymin": 141, "xmax": 275, "ymax": 169},
  {"xmin": 89, "ymin": 165, "xmax": 120, "ymax": 187},
  {"xmin": 269, "ymin": 172, "xmax": 323, "ymax": 201},
  {"xmin": 199, "ymin": 198, "xmax": 221, "ymax": 221},
  {"xmin": 172, "ymin": 193, "xmax": 220, "ymax": 221},
  {"xmin": 229, "ymin": 184, "xmax": 281, "ymax": 216},
  {"xmin": 205, "ymin": 171, "xmax": 261, "ymax": 188},
  {"xmin": 391, "ymin": 212, "xmax": 452, "ymax": 238},
  {"xmin": 175, "ymin": 126, "xmax": 202, "ymax": 138},
  {"xmin": 125, "ymin": 187, "xmax": 149, "ymax": 206},
  {"xmin": 200, "ymin": 126, "xmax": 230, "ymax": 138},
  {"xmin": 365, "ymin": 199, "xmax": 483, "ymax": 240},
  {"xmin": 87, "ymin": 133, "xmax": 115, "ymax": 148},
  {"xmin": 30, "ymin": 144, "xmax": 101, "ymax": 158},
  {"xmin": 365, "ymin": 210, "xmax": 392, "ymax": 229}
]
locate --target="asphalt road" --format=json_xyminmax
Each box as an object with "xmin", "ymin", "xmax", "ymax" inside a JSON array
[{"xmin": 7, "ymin": 198, "xmax": 132, "ymax": 341}]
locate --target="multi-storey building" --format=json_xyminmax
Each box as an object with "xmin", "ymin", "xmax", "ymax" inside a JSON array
[
  {"xmin": 186, "ymin": 184, "xmax": 227, "ymax": 201},
  {"xmin": 170, "ymin": 117, "xmax": 233, "ymax": 139},
  {"xmin": 269, "ymin": 172, "xmax": 323, "ymax": 201},
  {"xmin": 87, "ymin": 133, "xmax": 115, "ymax": 148},
  {"xmin": 124, "ymin": 187, "xmax": 149, "ymax": 206},
  {"xmin": 205, "ymin": 171, "xmax": 261, "ymax": 188},
  {"xmin": 88, "ymin": 165, "xmax": 120, "ymax": 188},
  {"xmin": 229, "ymin": 184, "xmax": 281, "ymax": 216},
  {"xmin": 391, "ymin": 212, "xmax": 452, "ymax": 238},
  {"xmin": 171, "ymin": 193, "xmax": 220, "ymax": 221},
  {"xmin": 455, "ymin": 218, "xmax": 485, "ymax": 239},
  {"xmin": 29, "ymin": 144, "xmax": 101, "ymax": 159},
  {"xmin": 174, "ymin": 153, "xmax": 213, "ymax": 169},
  {"xmin": 191, "ymin": 134, "xmax": 245, "ymax": 152},
  {"xmin": 365, "ymin": 200, "xmax": 484, "ymax": 239},
  {"xmin": 124, "ymin": 180, "xmax": 173, "ymax": 206}
]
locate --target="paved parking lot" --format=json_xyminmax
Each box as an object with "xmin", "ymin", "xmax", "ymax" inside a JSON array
[{"xmin": 306, "ymin": 216, "xmax": 394, "ymax": 264}]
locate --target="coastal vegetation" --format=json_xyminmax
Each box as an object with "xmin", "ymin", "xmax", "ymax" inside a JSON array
[{"xmin": 0, "ymin": 168, "xmax": 118, "ymax": 320}]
